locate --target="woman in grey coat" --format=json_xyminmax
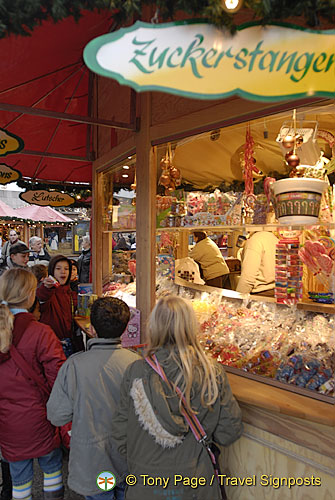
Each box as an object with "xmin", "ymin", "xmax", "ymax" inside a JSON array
[{"xmin": 111, "ymin": 295, "xmax": 243, "ymax": 500}]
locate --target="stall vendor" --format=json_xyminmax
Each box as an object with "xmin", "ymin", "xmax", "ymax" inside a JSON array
[
  {"xmin": 189, "ymin": 231, "xmax": 230, "ymax": 288},
  {"xmin": 236, "ymin": 230, "xmax": 279, "ymax": 296}
]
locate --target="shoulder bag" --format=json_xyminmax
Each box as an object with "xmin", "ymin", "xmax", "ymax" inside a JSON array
[{"xmin": 145, "ymin": 354, "xmax": 227, "ymax": 500}]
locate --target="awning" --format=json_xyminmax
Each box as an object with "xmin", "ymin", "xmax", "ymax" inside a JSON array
[
  {"xmin": 0, "ymin": 199, "xmax": 21, "ymax": 219},
  {"xmin": 14, "ymin": 205, "xmax": 72, "ymax": 224},
  {"xmin": 0, "ymin": 10, "xmax": 113, "ymax": 184}
]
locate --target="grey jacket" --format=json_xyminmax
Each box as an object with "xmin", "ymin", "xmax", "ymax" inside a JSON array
[
  {"xmin": 111, "ymin": 348, "xmax": 243, "ymax": 500},
  {"xmin": 47, "ymin": 338, "xmax": 140, "ymax": 496}
]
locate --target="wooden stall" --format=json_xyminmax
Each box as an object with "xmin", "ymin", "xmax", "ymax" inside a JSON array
[{"xmin": 90, "ymin": 18, "xmax": 335, "ymax": 500}]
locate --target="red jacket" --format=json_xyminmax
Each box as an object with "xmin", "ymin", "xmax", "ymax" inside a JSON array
[
  {"xmin": 0, "ymin": 313, "xmax": 66, "ymax": 461},
  {"xmin": 37, "ymin": 283, "xmax": 77, "ymax": 340}
]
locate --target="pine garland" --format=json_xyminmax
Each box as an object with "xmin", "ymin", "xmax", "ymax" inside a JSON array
[{"xmin": 1, "ymin": 0, "xmax": 335, "ymax": 38}]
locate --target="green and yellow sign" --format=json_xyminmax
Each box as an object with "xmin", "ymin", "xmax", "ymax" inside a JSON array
[{"xmin": 84, "ymin": 21, "xmax": 335, "ymax": 101}]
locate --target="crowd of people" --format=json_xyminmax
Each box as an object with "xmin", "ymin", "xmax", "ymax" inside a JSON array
[{"xmin": 0, "ymin": 230, "xmax": 243, "ymax": 500}]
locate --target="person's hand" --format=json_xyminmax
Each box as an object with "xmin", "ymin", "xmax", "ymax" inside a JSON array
[{"xmin": 43, "ymin": 275, "xmax": 59, "ymax": 288}]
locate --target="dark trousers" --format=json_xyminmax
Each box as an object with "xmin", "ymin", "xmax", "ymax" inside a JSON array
[{"xmin": 0, "ymin": 460, "xmax": 12, "ymax": 500}]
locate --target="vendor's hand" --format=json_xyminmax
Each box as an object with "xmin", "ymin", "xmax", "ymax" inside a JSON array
[{"xmin": 43, "ymin": 276, "xmax": 58, "ymax": 288}]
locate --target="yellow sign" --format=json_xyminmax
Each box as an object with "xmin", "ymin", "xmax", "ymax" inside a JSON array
[
  {"xmin": 20, "ymin": 190, "xmax": 75, "ymax": 207},
  {"xmin": 0, "ymin": 128, "xmax": 24, "ymax": 156},
  {"xmin": 84, "ymin": 21, "xmax": 335, "ymax": 101},
  {"xmin": 0, "ymin": 163, "xmax": 21, "ymax": 184}
]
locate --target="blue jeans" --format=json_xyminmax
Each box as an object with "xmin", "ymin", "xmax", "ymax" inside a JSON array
[
  {"xmin": 86, "ymin": 481, "xmax": 126, "ymax": 500},
  {"xmin": 9, "ymin": 448, "xmax": 63, "ymax": 485}
]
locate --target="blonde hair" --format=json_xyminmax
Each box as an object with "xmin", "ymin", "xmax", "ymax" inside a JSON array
[
  {"xmin": 146, "ymin": 295, "xmax": 220, "ymax": 411},
  {"xmin": 0, "ymin": 269, "xmax": 37, "ymax": 353}
]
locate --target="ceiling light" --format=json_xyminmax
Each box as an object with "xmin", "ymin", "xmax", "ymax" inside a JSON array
[
  {"xmin": 122, "ymin": 174, "xmax": 129, "ymax": 178},
  {"xmin": 122, "ymin": 165, "xmax": 130, "ymax": 169}
]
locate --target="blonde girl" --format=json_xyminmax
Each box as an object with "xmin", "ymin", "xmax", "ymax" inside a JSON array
[
  {"xmin": 112, "ymin": 295, "xmax": 243, "ymax": 500},
  {"xmin": 0, "ymin": 268, "xmax": 66, "ymax": 500}
]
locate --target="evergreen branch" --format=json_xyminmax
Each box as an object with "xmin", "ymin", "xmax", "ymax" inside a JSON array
[{"xmin": 1, "ymin": 0, "xmax": 335, "ymax": 38}]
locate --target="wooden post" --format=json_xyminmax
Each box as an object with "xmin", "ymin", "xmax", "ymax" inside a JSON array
[
  {"xmin": 102, "ymin": 231, "xmax": 114, "ymax": 285},
  {"xmin": 176, "ymin": 229, "xmax": 189, "ymax": 259},
  {"xmin": 136, "ymin": 93, "xmax": 156, "ymax": 339},
  {"xmin": 92, "ymin": 170, "xmax": 104, "ymax": 295}
]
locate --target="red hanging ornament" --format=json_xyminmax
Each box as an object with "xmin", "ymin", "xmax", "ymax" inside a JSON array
[
  {"xmin": 243, "ymin": 124, "xmax": 256, "ymax": 196},
  {"xmin": 286, "ymin": 152, "xmax": 300, "ymax": 168}
]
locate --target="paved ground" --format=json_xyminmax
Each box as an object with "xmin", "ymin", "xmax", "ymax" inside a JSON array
[{"xmin": 1, "ymin": 453, "xmax": 84, "ymax": 500}]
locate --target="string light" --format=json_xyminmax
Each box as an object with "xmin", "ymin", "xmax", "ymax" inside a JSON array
[{"xmin": 221, "ymin": 0, "xmax": 243, "ymax": 13}]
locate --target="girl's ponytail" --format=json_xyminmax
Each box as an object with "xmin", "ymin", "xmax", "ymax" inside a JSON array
[
  {"xmin": 0, "ymin": 268, "xmax": 37, "ymax": 353},
  {"xmin": 0, "ymin": 302, "xmax": 14, "ymax": 353}
]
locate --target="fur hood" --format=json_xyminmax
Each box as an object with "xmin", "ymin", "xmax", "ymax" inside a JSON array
[{"xmin": 129, "ymin": 349, "xmax": 198, "ymax": 449}]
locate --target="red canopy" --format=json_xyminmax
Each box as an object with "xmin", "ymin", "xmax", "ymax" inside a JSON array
[
  {"xmin": 0, "ymin": 10, "xmax": 113, "ymax": 184},
  {"xmin": 0, "ymin": 199, "xmax": 21, "ymax": 219},
  {"xmin": 14, "ymin": 205, "xmax": 72, "ymax": 223}
]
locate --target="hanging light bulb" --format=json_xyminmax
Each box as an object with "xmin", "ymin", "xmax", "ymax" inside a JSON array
[{"xmin": 222, "ymin": 0, "xmax": 243, "ymax": 13}]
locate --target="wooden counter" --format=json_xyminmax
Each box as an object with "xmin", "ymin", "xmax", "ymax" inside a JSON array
[{"xmin": 227, "ymin": 373, "xmax": 334, "ymax": 427}]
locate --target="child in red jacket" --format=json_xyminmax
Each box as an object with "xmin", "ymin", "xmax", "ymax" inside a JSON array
[{"xmin": 37, "ymin": 255, "xmax": 77, "ymax": 357}]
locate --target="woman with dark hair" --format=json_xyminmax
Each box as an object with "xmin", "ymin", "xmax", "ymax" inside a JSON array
[
  {"xmin": 0, "ymin": 268, "xmax": 65, "ymax": 500},
  {"xmin": 36, "ymin": 255, "xmax": 77, "ymax": 357},
  {"xmin": 190, "ymin": 231, "xmax": 230, "ymax": 288}
]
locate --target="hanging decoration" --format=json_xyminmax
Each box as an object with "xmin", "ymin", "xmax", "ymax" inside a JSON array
[
  {"xmin": 158, "ymin": 144, "xmax": 182, "ymax": 195},
  {"xmin": 243, "ymin": 124, "xmax": 258, "ymax": 196}
]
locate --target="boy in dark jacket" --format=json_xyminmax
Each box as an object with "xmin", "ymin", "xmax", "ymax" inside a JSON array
[{"xmin": 37, "ymin": 255, "xmax": 77, "ymax": 357}]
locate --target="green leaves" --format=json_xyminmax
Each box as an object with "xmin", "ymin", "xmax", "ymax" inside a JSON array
[{"xmin": 1, "ymin": 0, "xmax": 335, "ymax": 38}]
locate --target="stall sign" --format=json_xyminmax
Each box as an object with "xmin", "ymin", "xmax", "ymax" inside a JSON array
[
  {"xmin": 0, "ymin": 163, "xmax": 21, "ymax": 184},
  {"xmin": 20, "ymin": 189, "xmax": 75, "ymax": 207},
  {"xmin": 84, "ymin": 21, "xmax": 335, "ymax": 102},
  {"xmin": 0, "ymin": 127, "xmax": 24, "ymax": 156}
]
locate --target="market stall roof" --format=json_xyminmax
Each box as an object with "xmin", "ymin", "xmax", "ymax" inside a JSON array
[
  {"xmin": 0, "ymin": 10, "xmax": 113, "ymax": 185},
  {"xmin": 14, "ymin": 205, "xmax": 72, "ymax": 224},
  {"xmin": 173, "ymin": 102, "xmax": 335, "ymax": 189},
  {"xmin": 0, "ymin": 199, "xmax": 21, "ymax": 219}
]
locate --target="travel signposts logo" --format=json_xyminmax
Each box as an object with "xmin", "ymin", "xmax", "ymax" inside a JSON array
[{"xmin": 96, "ymin": 471, "xmax": 116, "ymax": 491}]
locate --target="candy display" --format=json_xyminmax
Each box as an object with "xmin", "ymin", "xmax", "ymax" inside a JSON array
[
  {"xmin": 77, "ymin": 293, "xmax": 98, "ymax": 317},
  {"xmin": 157, "ymin": 254, "xmax": 175, "ymax": 280},
  {"xmin": 189, "ymin": 292, "xmax": 335, "ymax": 397},
  {"xmin": 299, "ymin": 236, "xmax": 335, "ymax": 302},
  {"xmin": 275, "ymin": 238, "xmax": 302, "ymax": 304}
]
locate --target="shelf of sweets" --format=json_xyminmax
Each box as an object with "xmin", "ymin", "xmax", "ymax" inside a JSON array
[
  {"xmin": 103, "ymin": 222, "xmax": 335, "ymax": 234},
  {"xmin": 169, "ymin": 283, "xmax": 335, "ymax": 404},
  {"xmin": 156, "ymin": 222, "xmax": 335, "ymax": 232},
  {"xmin": 174, "ymin": 281, "xmax": 334, "ymax": 314},
  {"xmin": 103, "ymin": 229, "xmax": 136, "ymax": 234}
]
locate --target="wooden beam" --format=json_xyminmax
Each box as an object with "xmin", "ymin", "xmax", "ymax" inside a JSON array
[
  {"xmin": 150, "ymin": 97, "xmax": 328, "ymax": 144},
  {"xmin": 136, "ymin": 93, "xmax": 156, "ymax": 338},
  {"xmin": 0, "ymin": 101, "xmax": 137, "ymax": 130},
  {"xmin": 18, "ymin": 149, "xmax": 89, "ymax": 162},
  {"xmin": 93, "ymin": 136, "xmax": 136, "ymax": 173}
]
